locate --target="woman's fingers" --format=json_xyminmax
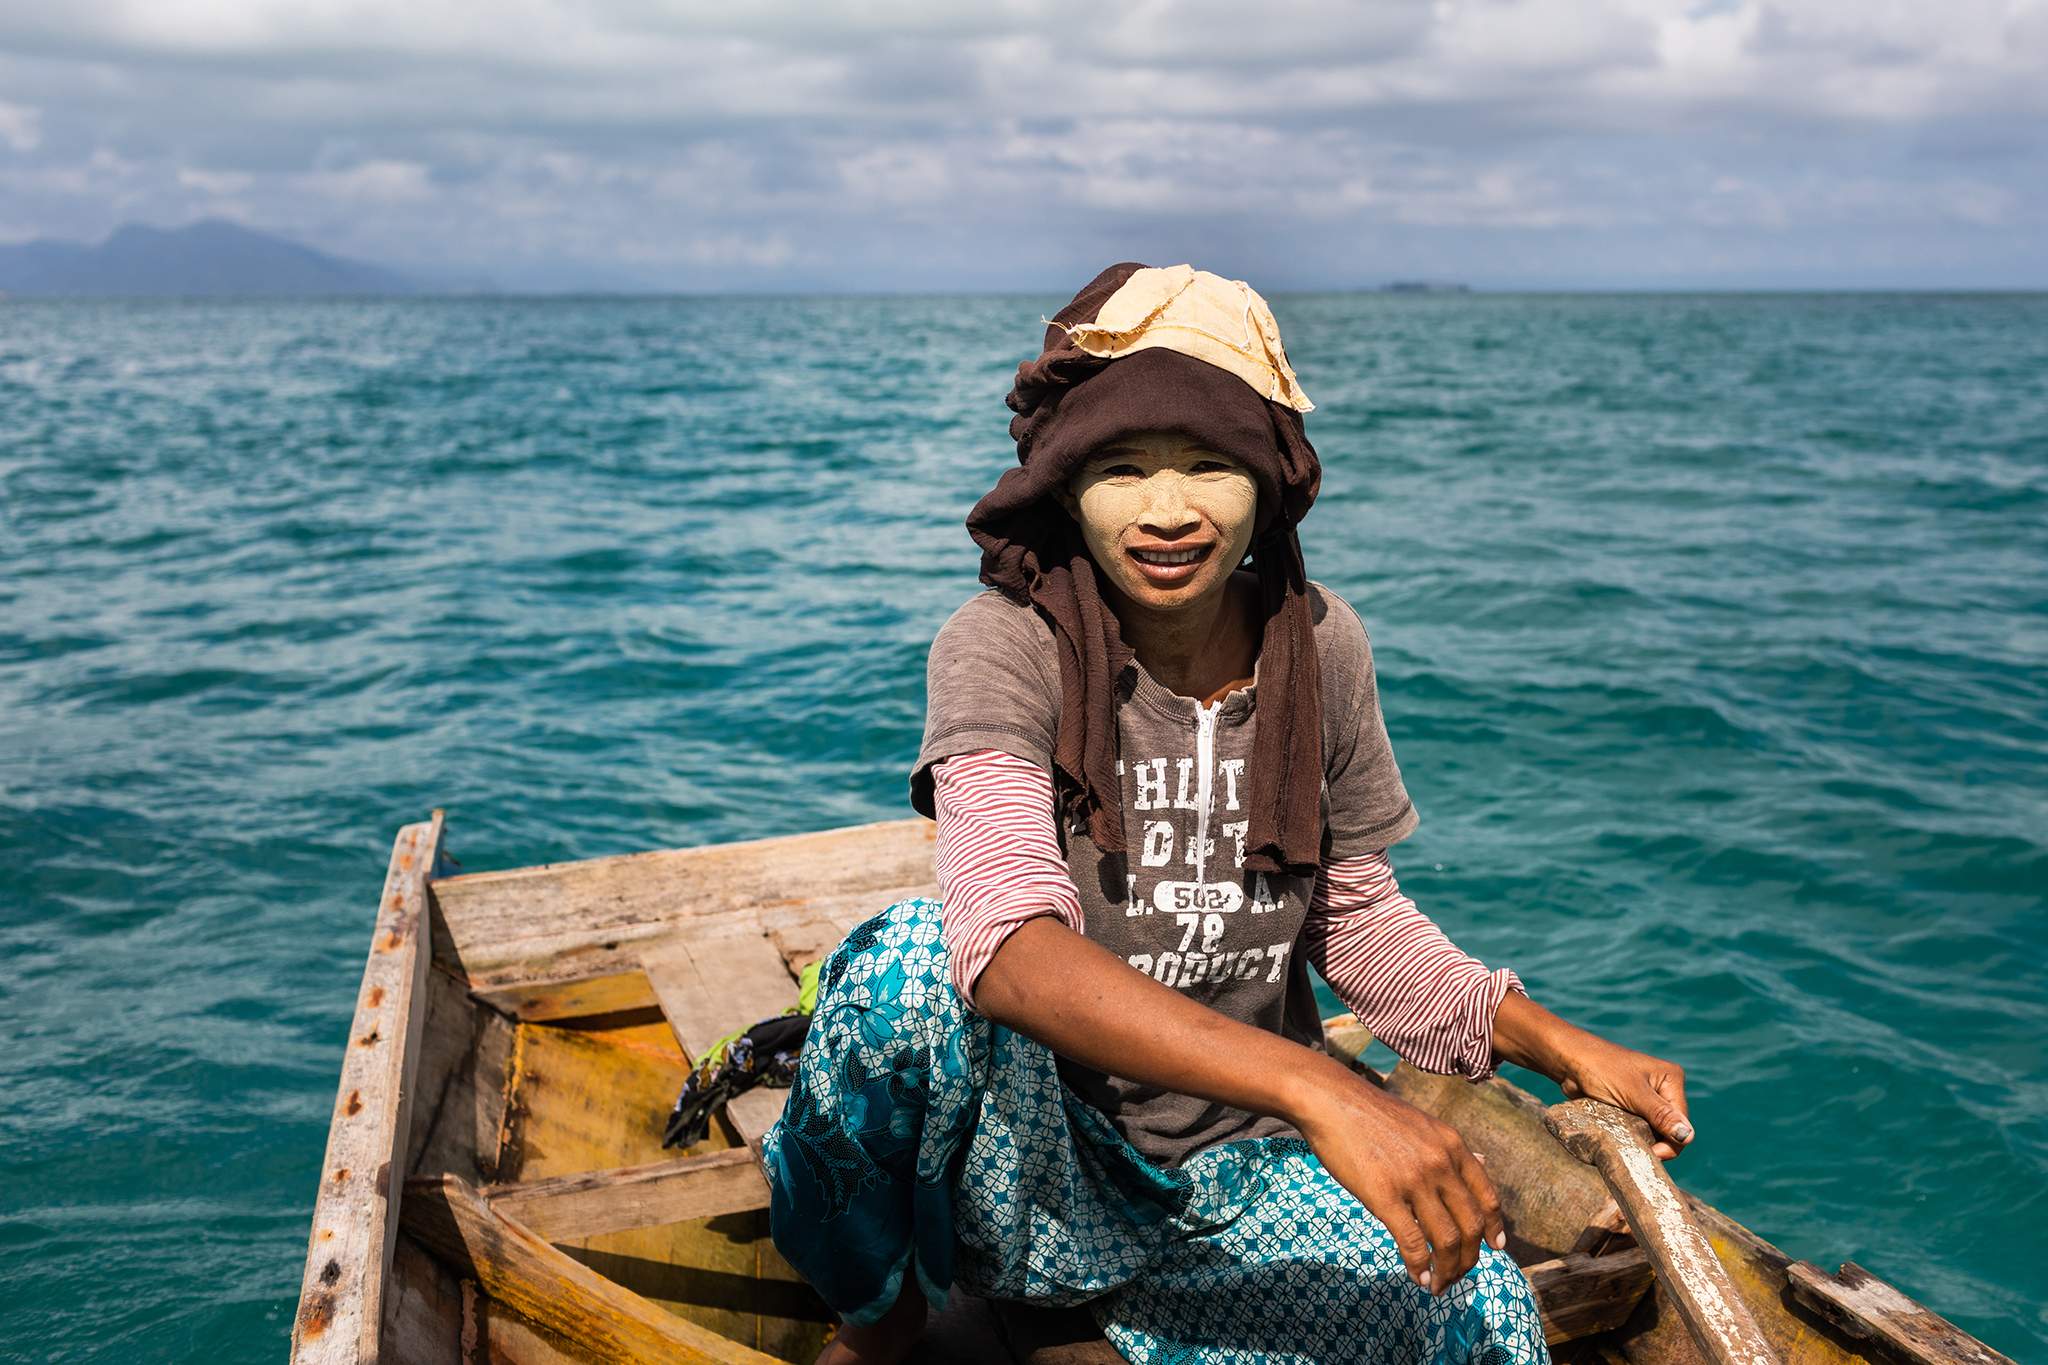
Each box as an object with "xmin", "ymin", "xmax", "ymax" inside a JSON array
[
  {"xmin": 1452, "ymin": 1144, "xmax": 1508, "ymax": 1252},
  {"xmin": 1643, "ymin": 1060, "xmax": 1693, "ymax": 1152},
  {"xmin": 1409, "ymin": 1178, "xmax": 1479, "ymax": 1294},
  {"xmin": 1570, "ymin": 1040, "xmax": 1694, "ymax": 1159},
  {"xmin": 1298, "ymin": 1082, "xmax": 1512, "ymax": 1294},
  {"xmin": 1380, "ymin": 1198, "xmax": 1436, "ymax": 1292}
]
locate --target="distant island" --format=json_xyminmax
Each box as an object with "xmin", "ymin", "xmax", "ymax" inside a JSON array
[
  {"xmin": 0, "ymin": 219, "xmax": 487, "ymax": 298},
  {"xmin": 1379, "ymin": 281, "xmax": 1471, "ymax": 294}
]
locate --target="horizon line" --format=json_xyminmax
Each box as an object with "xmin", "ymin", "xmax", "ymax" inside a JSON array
[{"xmin": 6, "ymin": 284, "xmax": 2048, "ymax": 301}]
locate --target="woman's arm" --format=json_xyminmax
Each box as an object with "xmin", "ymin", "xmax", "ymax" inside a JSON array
[
  {"xmin": 1305, "ymin": 848, "xmax": 1695, "ymax": 1163},
  {"xmin": 1302, "ymin": 850, "xmax": 1525, "ymax": 1078},
  {"xmin": 930, "ymin": 749, "xmax": 1085, "ymax": 1011},
  {"xmin": 976, "ymin": 917, "xmax": 1502, "ymax": 1295},
  {"xmin": 1491, "ymin": 990, "xmax": 1695, "ymax": 1160},
  {"xmin": 931, "ymin": 750, "xmax": 1506, "ymax": 1296}
]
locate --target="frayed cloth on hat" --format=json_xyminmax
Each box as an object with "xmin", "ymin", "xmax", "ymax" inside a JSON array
[
  {"xmin": 1048, "ymin": 264, "xmax": 1314, "ymax": 414},
  {"xmin": 961, "ymin": 261, "xmax": 1326, "ymax": 877}
]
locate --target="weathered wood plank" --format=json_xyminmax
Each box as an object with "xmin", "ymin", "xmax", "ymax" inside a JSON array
[
  {"xmin": 1786, "ymin": 1262, "xmax": 2015, "ymax": 1365},
  {"xmin": 378, "ymin": 1234, "xmax": 464, "ymax": 1365},
  {"xmin": 767, "ymin": 916, "xmax": 851, "ymax": 978},
  {"xmin": 479, "ymin": 1300, "xmax": 586, "ymax": 1364},
  {"xmin": 495, "ymin": 1012, "xmax": 828, "ymax": 1359},
  {"xmin": 1546, "ymin": 1099, "xmax": 1779, "ymax": 1365},
  {"xmin": 1524, "ymin": 1247, "xmax": 1657, "ymax": 1346},
  {"xmin": 471, "ymin": 968, "xmax": 661, "ymax": 1024},
  {"xmin": 428, "ymin": 817, "xmax": 935, "ymax": 977},
  {"xmin": 402, "ymin": 1172, "xmax": 785, "ymax": 1365},
  {"xmin": 1387, "ymin": 1065, "xmax": 1610, "ymax": 1260},
  {"xmin": 641, "ymin": 925, "xmax": 802, "ymax": 1158},
  {"xmin": 407, "ymin": 970, "xmax": 519, "ymax": 1187},
  {"xmin": 486, "ymin": 1147, "xmax": 767, "ymax": 1243},
  {"xmin": 293, "ymin": 813, "xmax": 446, "ymax": 1365},
  {"xmin": 1568, "ymin": 1198, "xmax": 1633, "ymax": 1257},
  {"xmin": 456, "ymin": 879, "xmax": 937, "ymax": 1019}
]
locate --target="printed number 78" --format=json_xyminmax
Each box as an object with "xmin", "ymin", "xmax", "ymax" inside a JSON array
[{"xmin": 1175, "ymin": 913, "xmax": 1226, "ymax": 953}]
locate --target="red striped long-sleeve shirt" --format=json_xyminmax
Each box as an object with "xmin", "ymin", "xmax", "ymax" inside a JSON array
[{"xmin": 930, "ymin": 747, "xmax": 1526, "ymax": 1081}]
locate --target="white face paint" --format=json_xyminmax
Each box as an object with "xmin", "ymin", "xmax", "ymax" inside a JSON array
[{"xmin": 1059, "ymin": 432, "xmax": 1259, "ymax": 613}]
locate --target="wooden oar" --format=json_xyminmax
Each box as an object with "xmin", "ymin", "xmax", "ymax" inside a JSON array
[{"xmin": 1544, "ymin": 1099, "xmax": 1779, "ymax": 1365}]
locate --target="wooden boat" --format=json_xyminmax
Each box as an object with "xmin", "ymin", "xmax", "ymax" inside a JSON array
[{"xmin": 291, "ymin": 812, "xmax": 2011, "ymax": 1365}]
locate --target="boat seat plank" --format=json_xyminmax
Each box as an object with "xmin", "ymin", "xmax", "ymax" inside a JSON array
[
  {"xmin": 1786, "ymin": 1262, "xmax": 2016, "ymax": 1365},
  {"xmin": 291, "ymin": 813, "xmax": 445, "ymax": 1365},
  {"xmin": 1523, "ymin": 1248, "xmax": 1657, "ymax": 1346},
  {"xmin": 403, "ymin": 1173, "xmax": 786, "ymax": 1365},
  {"xmin": 766, "ymin": 883, "xmax": 934, "ymax": 941},
  {"xmin": 486, "ymin": 1147, "xmax": 767, "ymax": 1243},
  {"xmin": 452, "ymin": 881, "xmax": 934, "ymax": 1019},
  {"xmin": 428, "ymin": 817, "xmax": 936, "ymax": 977},
  {"xmin": 1568, "ymin": 1198, "xmax": 1633, "ymax": 1257},
  {"xmin": 641, "ymin": 926, "xmax": 801, "ymax": 1159},
  {"xmin": 769, "ymin": 916, "xmax": 852, "ymax": 977},
  {"xmin": 475, "ymin": 968, "xmax": 662, "ymax": 1024}
]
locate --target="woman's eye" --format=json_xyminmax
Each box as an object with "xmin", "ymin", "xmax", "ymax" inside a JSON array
[
  {"xmin": 1191, "ymin": 460, "xmax": 1235, "ymax": 474},
  {"xmin": 1099, "ymin": 464, "xmax": 1145, "ymax": 479}
]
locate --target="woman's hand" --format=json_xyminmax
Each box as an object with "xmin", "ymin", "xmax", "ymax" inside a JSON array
[
  {"xmin": 1288, "ymin": 1065, "xmax": 1506, "ymax": 1297},
  {"xmin": 1556, "ymin": 1034, "xmax": 1694, "ymax": 1161},
  {"xmin": 1286, "ymin": 1064, "xmax": 1515, "ymax": 1301},
  {"xmin": 1491, "ymin": 992, "xmax": 1694, "ymax": 1161}
]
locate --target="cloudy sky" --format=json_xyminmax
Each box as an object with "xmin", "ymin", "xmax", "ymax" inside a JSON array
[{"xmin": 1, "ymin": 0, "xmax": 2043, "ymax": 291}]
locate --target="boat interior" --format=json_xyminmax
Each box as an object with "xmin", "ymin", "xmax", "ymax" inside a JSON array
[{"xmin": 289, "ymin": 813, "xmax": 2008, "ymax": 1365}]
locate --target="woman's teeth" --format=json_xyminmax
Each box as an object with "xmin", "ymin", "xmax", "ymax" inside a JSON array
[{"xmin": 1131, "ymin": 547, "xmax": 1208, "ymax": 565}]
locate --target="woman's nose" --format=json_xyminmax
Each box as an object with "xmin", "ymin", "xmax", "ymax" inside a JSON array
[{"xmin": 1139, "ymin": 473, "xmax": 1198, "ymax": 537}]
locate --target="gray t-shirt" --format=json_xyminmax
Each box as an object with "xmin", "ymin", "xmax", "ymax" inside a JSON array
[{"xmin": 913, "ymin": 580, "xmax": 1420, "ymax": 1167}]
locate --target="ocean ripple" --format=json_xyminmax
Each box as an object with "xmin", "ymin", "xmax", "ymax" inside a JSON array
[{"xmin": 2, "ymin": 292, "xmax": 2044, "ymax": 1361}]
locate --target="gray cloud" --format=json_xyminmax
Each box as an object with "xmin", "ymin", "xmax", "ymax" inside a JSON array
[{"xmin": 0, "ymin": 0, "xmax": 2042, "ymax": 289}]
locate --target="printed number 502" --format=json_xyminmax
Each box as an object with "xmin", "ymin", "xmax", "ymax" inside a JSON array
[{"xmin": 1151, "ymin": 880, "xmax": 1246, "ymax": 917}]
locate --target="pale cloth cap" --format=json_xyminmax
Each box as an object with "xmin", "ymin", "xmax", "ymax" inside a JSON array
[{"xmin": 1044, "ymin": 263, "xmax": 1313, "ymax": 413}]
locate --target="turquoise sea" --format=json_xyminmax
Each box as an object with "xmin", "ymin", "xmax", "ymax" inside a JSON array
[{"xmin": 1, "ymin": 293, "xmax": 2043, "ymax": 1361}]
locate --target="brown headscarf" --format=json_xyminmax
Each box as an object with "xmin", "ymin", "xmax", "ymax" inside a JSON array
[{"xmin": 965, "ymin": 261, "xmax": 1327, "ymax": 877}]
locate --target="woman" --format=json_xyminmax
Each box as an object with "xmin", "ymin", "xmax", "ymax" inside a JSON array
[{"xmin": 763, "ymin": 263, "xmax": 1694, "ymax": 1364}]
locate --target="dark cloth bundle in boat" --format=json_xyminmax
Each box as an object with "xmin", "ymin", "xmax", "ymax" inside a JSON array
[
  {"xmin": 662, "ymin": 959, "xmax": 822, "ymax": 1149},
  {"xmin": 957, "ymin": 261, "xmax": 1329, "ymax": 877},
  {"xmin": 662, "ymin": 1011, "xmax": 810, "ymax": 1149}
]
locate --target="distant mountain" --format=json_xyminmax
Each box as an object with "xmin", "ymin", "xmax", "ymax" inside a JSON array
[{"xmin": 0, "ymin": 219, "xmax": 476, "ymax": 298}]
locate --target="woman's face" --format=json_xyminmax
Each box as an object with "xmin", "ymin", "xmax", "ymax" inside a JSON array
[{"xmin": 1059, "ymin": 431, "xmax": 1259, "ymax": 613}]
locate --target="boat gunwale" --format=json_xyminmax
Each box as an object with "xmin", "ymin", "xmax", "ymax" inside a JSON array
[
  {"xmin": 427, "ymin": 814, "xmax": 930, "ymax": 893},
  {"xmin": 290, "ymin": 811, "xmax": 446, "ymax": 1365}
]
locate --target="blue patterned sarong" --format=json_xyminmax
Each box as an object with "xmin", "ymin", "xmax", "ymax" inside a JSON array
[{"xmin": 762, "ymin": 898, "xmax": 1550, "ymax": 1364}]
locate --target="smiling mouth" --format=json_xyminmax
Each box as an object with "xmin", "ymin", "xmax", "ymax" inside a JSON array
[
  {"xmin": 1130, "ymin": 546, "xmax": 1210, "ymax": 566},
  {"xmin": 1125, "ymin": 543, "xmax": 1214, "ymax": 584}
]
